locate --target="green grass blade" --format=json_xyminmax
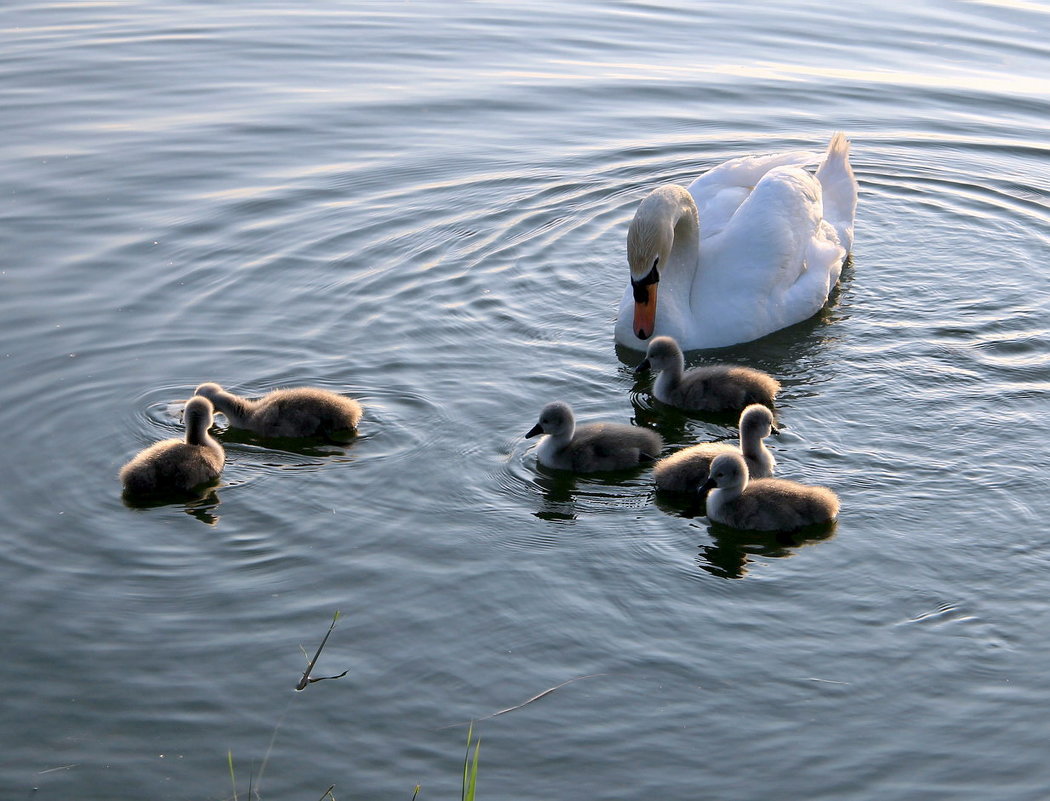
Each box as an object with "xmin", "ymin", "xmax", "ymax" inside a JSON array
[
  {"xmin": 461, "ymin": 722, "xmax": 472, "ymax": 801},
  {"xmin": 461, "ymin": 722, "xmax": 480, "ymax": 801},
  {"xmin": 466, "ymin": 738, "xmax": 480, "ymax": 801},
  {"xmin": 227, "ymin": 751, "xmax": 238, "ymax": 801}
]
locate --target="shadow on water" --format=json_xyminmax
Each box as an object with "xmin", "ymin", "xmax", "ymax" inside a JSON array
[
  {"xmin": 654, "ymin": 491, "xmax": 837, "ymax": 578},
  {"xmin": 629, "ymin": 383, "xmax": 751, "ymax": 444},
  {"xmin": 653, "ymin": 488, "xmax": 704, "ymax": 519},
  {"xmin": 530, "ymin": 462, "xmax": 654, "ymax": 523},
  {"xmin": 121, "ymin": 484, "xmax": 222, "ymax": 526},
  {"xmin": 696, "ymin": 519, "xmax": 838, "ymax": 580},
  {"xmin": 213, "ymin": 426, "xmax": 362, "ymax": 459}
]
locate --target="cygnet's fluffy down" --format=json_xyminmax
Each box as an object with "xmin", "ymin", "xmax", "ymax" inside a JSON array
[
  {"xmin": 702, "ymin": 452, "xmax": 839, "ymax": 531},
  {"xmin": 654, "ymin": 404, "xmax": 776, "ymax": 493},
  {"xmin": 635, "ymin": 336, "xmax": 779, "ymax": 412},
  {"xmin": 526, "ymin": 401, "xmax": 662, "ymax": 473},
  {"xmin": 195, "ymin": 382, "xmax": 362, "ymax": 440},
  {"xmin": 120, "ymin": 396, "xmax": 225, "ymax": 496}
]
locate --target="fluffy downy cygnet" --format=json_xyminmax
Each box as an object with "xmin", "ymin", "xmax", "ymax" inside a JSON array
[
  {"xmin": 653, "ymin": 403, "xmax": 777, "ymax": 493},
  {"xmin": 194, "ymin": 382, "xmax": 362, "ymax": 440},
  {"xmin": 701, "ymin": 451, "xmax": 839, "ymax": 531},
  {"xmin": 120, "ymin": 396, "xmax": 225, "ymax": 496},
  {"xmin": 635, "ymin": 335, "xmax": 779, "ymax": 412},
  {"xmin": 525, "ymin": 401, "xmax": 662, "ymax": 473}
]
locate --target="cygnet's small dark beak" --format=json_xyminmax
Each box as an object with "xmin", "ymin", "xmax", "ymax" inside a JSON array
[
  {"xmin": 699, "ymin": 477, "xmax": 716, "ymax": 495},
  {"xmin": 634, "ymin": 358, "xmax": 652, "ymax": 376},
  {"xmin": 525, "ymin": 423, "xmax": 544, "ymax": 439},
  {"xmin": 770, "ymin": 423, "xmax": 781, "ymax": 435}
]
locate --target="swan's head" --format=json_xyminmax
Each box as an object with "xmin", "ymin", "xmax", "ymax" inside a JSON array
[
  {"xmin": 194, "ymin": 382, "xmax": 226, "ymax": 403},
  {"xmin": 634, "ymin": 335, "xmax": 683, "ymax": 375},
  {"xmin": 701, "ymin": 452, "xmax": 749, "ymax": 495},
  {"xmin": 627, "ymin": 205, "xmax": 672, "ymax": 341},
  {"xmin": 525, "ymin": 401, "xmax": 575, "ymax": 440},
  {"xmin": 739, "ymin": 404, "xmax": 778, "ymax": 439},
  {"xmin": 627, "ymin": 185, "xmax": 697, "ymax": 340}
]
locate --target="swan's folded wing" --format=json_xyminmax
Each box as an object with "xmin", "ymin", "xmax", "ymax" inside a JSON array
[
  {"xmin": 712, "ymin": 165, "xmax": 825, "ymax": 297},
  {"xmin": 688, "ymin": 149, "xmax": 818, "ymax": 198}
]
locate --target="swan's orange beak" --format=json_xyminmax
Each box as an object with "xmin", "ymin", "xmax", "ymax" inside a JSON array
[{"xmin": 633, "ymin": 283, "xmax": 657, "ymax": 340}]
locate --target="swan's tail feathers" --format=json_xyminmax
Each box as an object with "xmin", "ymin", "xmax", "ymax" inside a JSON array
[{"xmin": 816, "ymin": 132, "xmax": 859, "ymax": 253}]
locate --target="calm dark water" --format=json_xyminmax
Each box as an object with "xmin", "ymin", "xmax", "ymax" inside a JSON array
[{"xmin": 3, "ymin": 1, "xmax": 1050, "ymax": 799}]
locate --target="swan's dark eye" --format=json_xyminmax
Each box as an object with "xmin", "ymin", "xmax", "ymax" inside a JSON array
[{"xmin": 631, "ymin": 263, "xmax": 660, "ymax": 303}]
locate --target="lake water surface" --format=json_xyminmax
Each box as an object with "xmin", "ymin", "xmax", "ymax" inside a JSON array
[{"xmin": 3, "ymin": 1, "xmax": 1050, "ymax": 799}]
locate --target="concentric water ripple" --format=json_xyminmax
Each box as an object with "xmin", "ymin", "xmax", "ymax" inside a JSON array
[{"xmin": 4, "ymin": 1, "xmax": 1050, "ymax": 800}]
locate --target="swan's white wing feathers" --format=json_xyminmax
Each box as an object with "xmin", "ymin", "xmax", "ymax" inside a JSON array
[
  {"xmin": 815, "ymin": 132, "xmax": 858, "ymax": 251},
  {"xmin": 615, "ymin": 135, "xmax": 858, "ymax": 350},
  {"xmin": 688, "ymin": 149, "xmax": 818, "ymax": 196},
  {"xmin": 688, "ymin": 149, "xmax": 819, "ymax": 238},
  {"xmin": 779, "ymin": 219, "xmax": 845, "ymax": 314},
  {"xmin": 712, "ymin": 166, "xmax": 824, "ymax": 295},
  {"xmin": 693, "ymin": 185, "xmax": 749, "ymax": 238},
  {"xmin": 695, "ymin": 166, "xmax": 845, "ymax": 342}
]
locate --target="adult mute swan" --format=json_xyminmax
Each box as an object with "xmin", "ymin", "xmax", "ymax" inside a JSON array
[
  {"xmin": 635, "ymin": 335, "xmax": 779, "ymax": 411},
  {"xmin": 616, "ymin": 133, "xmax": 858, "ymax": 350},
  {"xmin": 525, "ymin": 401, "xmax": 662, "ymax": 472},
  {"xmin": 120, "ymin": 396, "xmax": 225, "ymax": 496},
  {"xmin": 194, "ymin": 382, "xmax": 362, "ymax": 441}
]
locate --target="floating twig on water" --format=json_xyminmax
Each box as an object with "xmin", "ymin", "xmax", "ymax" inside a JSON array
[
  {"xmin": 438, "ymin": 673, "xmax": 606, "ymax": 729},
  {"xmin": 296, "ymin": 611, "xmax": 350, "ymax": 691}
]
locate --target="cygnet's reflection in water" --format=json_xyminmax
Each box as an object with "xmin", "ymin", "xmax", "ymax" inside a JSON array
[
  {"xmin": 654, "ymin": 489, "xmax": 836, "ymax": 578},
  {"xmin": 530, "ymin": 463, "xmax": 655, "ymax": 523},
  {"xmin": 531, "ymin": 469, "xmax": 579, "ymax": 522},
  {"xmin": 696, "ymin": 519, "xmax": 837, "ymax": 580},
  {"xmin": 214, "ymin": 424, "xmax": 363, "ymax": 459},
  {"xmin": 121, "ymin": 485, "xmax": 223, "ymax": 526}
]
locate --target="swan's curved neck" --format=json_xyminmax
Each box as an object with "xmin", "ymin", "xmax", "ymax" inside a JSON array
[
  {"xmin": 667, "ymin": 192, "xmax": 700, "ymax": 279},
  {"xmin": 210, "ymin": 390, "xmax": 254, "ymax": 426},
  {"xmin": 740, "ymin": 436, "xmax": 767, "ymax": 461},
  {"xmin": 708, "ymin": 474, "xmax": 745, "ymax": 514},
  {"xmin": 739, "ymin": 419, "xmax": 767, "ymax": 458},
  {"xmin": 184, "ymin": 414, "xmax": 217, "ymax": 448},
  {"xmin": 633, "ymin": 184, "xmax": 700, "ymax": 279},
  {"xmin": 653, "ymin": 353, "xmax": 684, "ymax": 398},
  {"xmin": 536, "ymin": 424, "xmax": 574, "ymax": 467},
  {"xmin": 653, "ymin": 186, "xmax": 701, "ymax": 330},
  {"xmin": 549, "ymin": 421, "xmax": 575, "ymax": 447}
]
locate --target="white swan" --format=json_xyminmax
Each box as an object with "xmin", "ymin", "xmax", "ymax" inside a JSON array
[
  {"xmin": 120, "ymin": 396, "xmax": 225, "ymax": 496},
  {"xmin": 616, "ymin": 133, "xmax": 858, "ymax": 350}
]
